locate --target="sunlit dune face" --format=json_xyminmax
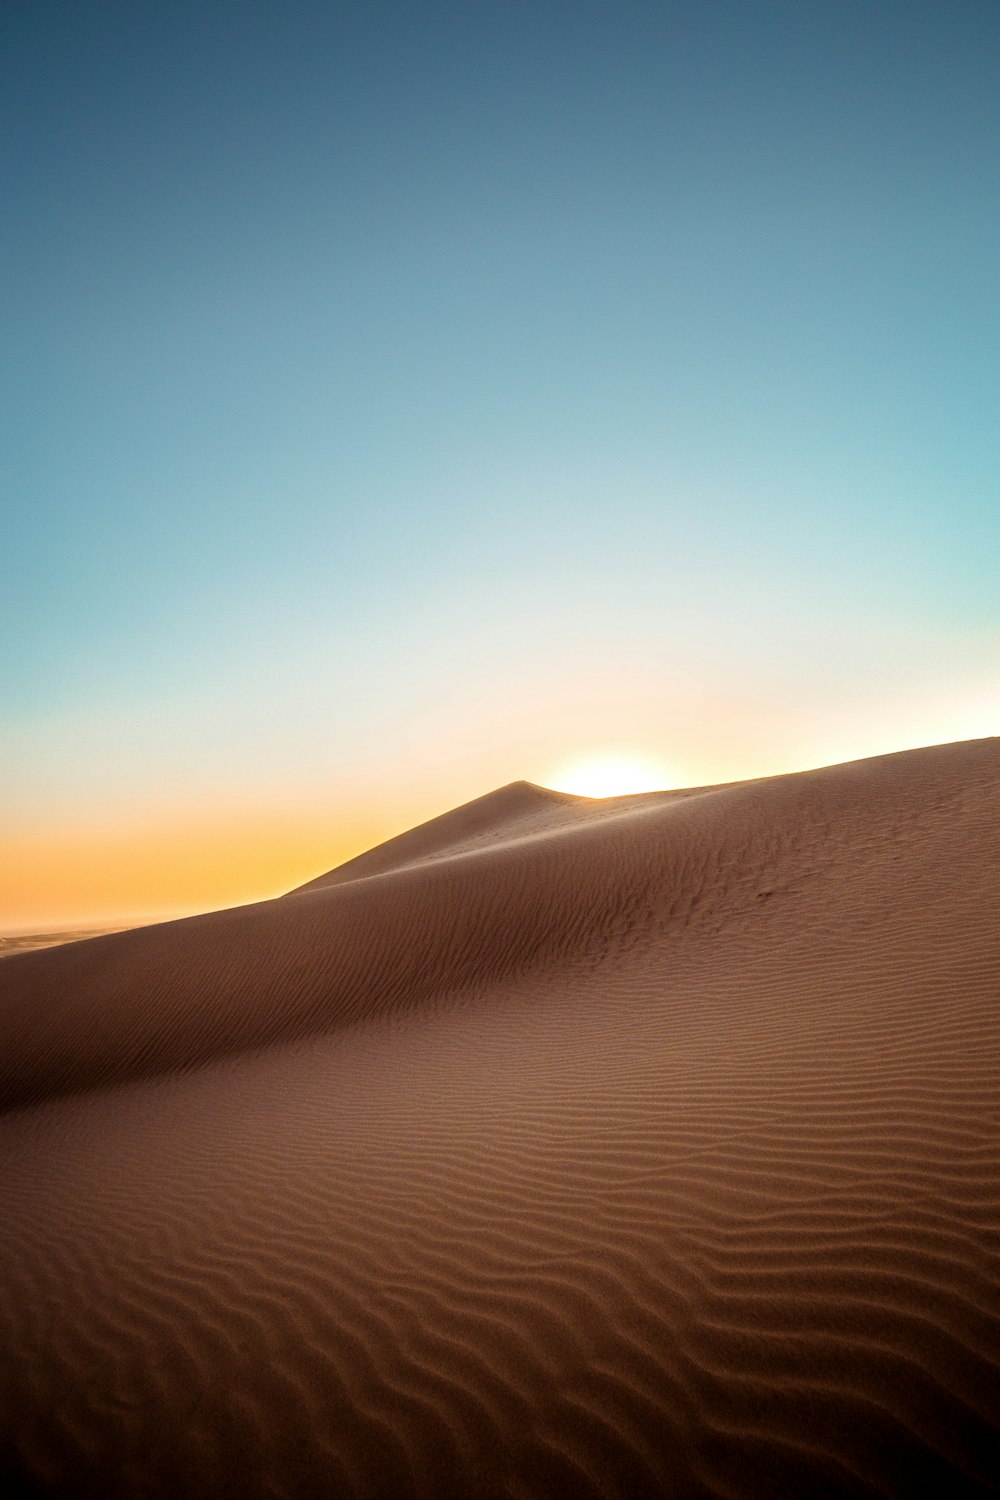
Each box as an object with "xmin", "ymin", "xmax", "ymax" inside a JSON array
[{"xmin": 547, "ymin": 756, "xmax": 673, "ymax": 798}]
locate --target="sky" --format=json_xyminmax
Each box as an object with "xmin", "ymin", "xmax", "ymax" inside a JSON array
[{"xmin": 2, "ymin": 0, "xmax": 998, "ymax": 928}]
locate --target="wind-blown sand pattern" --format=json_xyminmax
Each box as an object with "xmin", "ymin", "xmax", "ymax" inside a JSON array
[{"xmin": 1, "ymin": 739, "xmax": 998, "ymax": 1498}]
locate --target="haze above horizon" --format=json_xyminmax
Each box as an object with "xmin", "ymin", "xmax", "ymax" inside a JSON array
[{"xmin": 2, "ymin": 0, "xmax": 997, "ymax": 926}]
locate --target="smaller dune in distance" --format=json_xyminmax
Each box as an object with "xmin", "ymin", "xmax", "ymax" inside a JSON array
[
  {"xmin": 0, "ymin": 737, "xmax": 998, "ymax": 1499},
  {"xmin": 0, "ymin": 926, "xmax": 139, "ymax": 959}
]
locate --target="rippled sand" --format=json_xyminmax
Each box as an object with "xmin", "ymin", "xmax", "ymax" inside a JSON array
[{"xmin": 1, "ymin": 738, "xmax": 998, "ymax": 1498}]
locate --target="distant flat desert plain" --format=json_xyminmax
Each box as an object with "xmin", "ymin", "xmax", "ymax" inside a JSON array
[
  {"xmin": 1, "ymin": 738, "xmax": 998, "ymax": 1499},
  {"xmin": 0, "ymin": 927, "xmax": 138, "ymax": 959}
]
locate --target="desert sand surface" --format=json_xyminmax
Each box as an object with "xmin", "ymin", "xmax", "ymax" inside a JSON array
[
  {"xmin": 0, "ymin": 738, "xmax": 998, "ymax": 1499},
  {"xmin": 0, "ymin": 927, "xmax": 138, "ymax": 960}
]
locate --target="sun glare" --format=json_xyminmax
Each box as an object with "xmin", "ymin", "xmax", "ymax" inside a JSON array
[{"xmin": 548, "ymin": 756, "xmax": 673, "ymax": 799}]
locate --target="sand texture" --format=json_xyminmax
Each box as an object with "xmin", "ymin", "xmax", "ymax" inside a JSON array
[{"xmin": 1, "ymin": 738, "xmax": 998, "ymax": 1498}]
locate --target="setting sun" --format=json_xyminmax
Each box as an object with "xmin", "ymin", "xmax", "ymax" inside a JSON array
[{"xmin": 547, "ymin": 755, "xmax": 674, "ymax": 799}]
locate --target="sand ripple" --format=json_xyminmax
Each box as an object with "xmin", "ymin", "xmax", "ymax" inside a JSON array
[{"xmin": 0, "ymin": 739, "xmax": 998, "ymax": 1497}]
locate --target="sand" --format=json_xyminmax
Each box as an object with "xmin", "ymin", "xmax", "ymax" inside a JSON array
[
  {"xmin": 0, "ymin": 927, "xmax": 137, "ymax": 960},
  {"xmin": 0, "ymin": 738, "xmax": 998, "ymax": 1498}
]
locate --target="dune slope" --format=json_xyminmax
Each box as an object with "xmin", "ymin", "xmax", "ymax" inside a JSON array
[{"xmin": 0, "ymin": 739, "xmax": 998, "ymax": 1498}]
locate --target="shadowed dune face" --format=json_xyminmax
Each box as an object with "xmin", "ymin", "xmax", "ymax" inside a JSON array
[{"xmin": 0, "ymin": 739, "xmax": 998, "ymax": 1498}]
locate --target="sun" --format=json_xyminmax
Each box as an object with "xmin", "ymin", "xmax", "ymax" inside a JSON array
[{"xmin": 546, "ymin": 754, "xmax": 673, "ymax": 799}]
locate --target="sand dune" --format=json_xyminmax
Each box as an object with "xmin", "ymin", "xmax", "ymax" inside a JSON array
[{"xmin": 1, "ymin": 738, "xmax": 998, "ymax": 1498}]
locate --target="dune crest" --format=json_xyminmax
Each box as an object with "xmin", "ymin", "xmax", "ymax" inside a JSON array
[
  {"xmin": 290, "ymin": 779, "xmax": 578, "ymax": 890},
  {"xmin": 1, "ymin": 739, "xmax": 998, "ymax": 1497}
]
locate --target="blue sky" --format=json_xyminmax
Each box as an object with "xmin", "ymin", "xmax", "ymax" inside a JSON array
[{"xmin": 2, "ymin": 0, "xmax": 997, "ymax": 920}]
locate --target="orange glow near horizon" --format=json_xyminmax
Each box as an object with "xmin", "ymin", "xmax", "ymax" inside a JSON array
[{"xmin": 0, "ymin": 803, "xmax": 402, "ymax": 934}]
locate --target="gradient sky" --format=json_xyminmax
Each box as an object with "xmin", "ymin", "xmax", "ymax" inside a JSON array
[{"xmin": 3, "ymin": 0, "xmax": 998, "ymax": 927}]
